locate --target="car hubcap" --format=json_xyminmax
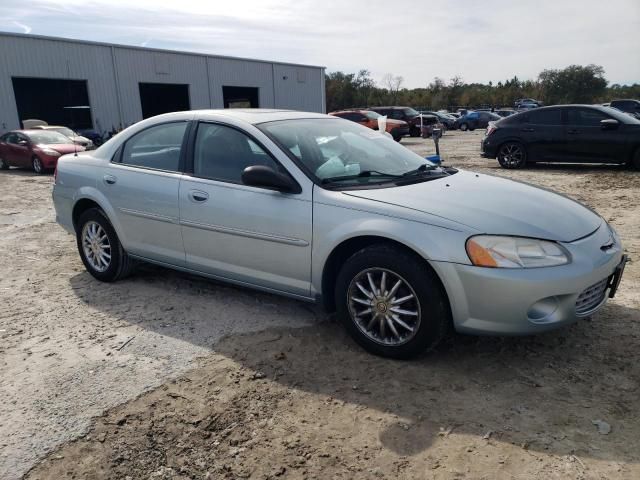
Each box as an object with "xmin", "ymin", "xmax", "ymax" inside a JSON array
[
  {"xmin": 33, "ymin": 158, "xmax": 42, "ymax": 173},
  {"xmin": 500, "ymin": 144, "xmax": 523, "ymax": 166},
  {"xmin": 347, "ymin": 268, "xmax": 421, "ymax": 346},
  {"xmin": 82, "ymin": 221, "xmax": 111, "ymax": 272}
]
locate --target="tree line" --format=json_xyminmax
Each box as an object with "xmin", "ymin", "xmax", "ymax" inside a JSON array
[{"xmin": 325, "ymin": 64, "xmax": 640, "ymax": 112}]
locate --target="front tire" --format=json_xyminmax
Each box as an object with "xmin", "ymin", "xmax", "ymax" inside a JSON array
[
  {"xmin": 32, "ymin": 156, "xmax": 44, "ymax": 174},
  {"xmin": 459, "ymin": 123, "xmax": 468, "ymax": 131},
  {"xmin": 0, "ymin": 155, "xmax": 8, "ymax": 170},
  {"xmin": 335, "ymin": 244, "xmax": 450, "ymax": 359},
  {"xmin": 76, "ymin": 208, "xmax": 134, "ymax": 282},
  {"xmin": 497, "ymin": 142, "xmax": 527, "ymax": 169}
]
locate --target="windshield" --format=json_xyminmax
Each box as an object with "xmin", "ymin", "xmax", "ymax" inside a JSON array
[
  {"xmin": 51, "ymin": 127, "xmax": 76, "ymax": 137},
  {"xmin": 364, "ymin": 111, "xmax": 381, "ymax": 120},
  {"xmin": 27, "ymin": 131, "xmax": 73, "ymax": 145},
  {"xmin": 258, "ymin": 118, "xmax": 434, "ymax": 186},
  {"xmin": 403, "ymin": 108, "xmax": 420, "ymax": 117}
]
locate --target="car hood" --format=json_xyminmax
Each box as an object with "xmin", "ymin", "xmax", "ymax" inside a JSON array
[
  {"xmin": 37, "ymin": 143, "xmax": 86, "ymax": 154},
  {"xmin": 344, "ymin": 170, "xmax": 602, "ymax": 242}
]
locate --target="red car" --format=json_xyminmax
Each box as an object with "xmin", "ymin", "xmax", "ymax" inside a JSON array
[{"xmin": 0, "ymin": 130, "xmax": 85, "ymax": 174}]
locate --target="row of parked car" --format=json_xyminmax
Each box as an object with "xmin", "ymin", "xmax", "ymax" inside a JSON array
[{"xmin": 329, "ymin": 107, "xmax": 445, "ymax": 141}]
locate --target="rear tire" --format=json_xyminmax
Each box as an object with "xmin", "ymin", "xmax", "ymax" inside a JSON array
[
  {"xmin": 76, "ymin": 208, "xmax": 134, "ymax": 282},
  {"xmin": 32, "ymin": 156, "xmax": 44, "ymax": 174},
  {"xmin": 0, "ymin": 156, "xmax": 8, "ymax": 170},
  {"xmin": 334, "ymin": 244, "xmax": 450, "ymax": 359},
  {"xmin": 393, "ymin": 135, "xmax": 402, "ymax": 142},
  {"xmin": 497, "ymin": 142, "xmax": 527, "ymax": 169}
]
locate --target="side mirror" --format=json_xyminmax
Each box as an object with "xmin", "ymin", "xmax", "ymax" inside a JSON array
[
  {"xmin": 241, "ymin": 165, "xmax": 301, "ymax": 194},
  {"xmin": 600, "ymin": 118, "xmax": 619, "ymax": 130},
  {"xmin": 18, "ymin": 140, "xmax": 28, "ymax": 146}
]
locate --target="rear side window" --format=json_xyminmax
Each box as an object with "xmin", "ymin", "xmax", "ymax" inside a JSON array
[
  {"xmin": 120, "ymin": 122, "xmax": 187, "ymax": 171},
  {"xmin": 193, "ymin": 123, "xmax": 282, "ymax": 184},
  {"xmin": 527, "ymin": 109, "xmax": 563, "ymax": 125},
  {"xmin": 567, "ymin": 108, "xmax": 610, "ymax": 127}
]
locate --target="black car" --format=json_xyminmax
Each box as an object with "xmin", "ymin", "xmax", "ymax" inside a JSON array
[
  {"xmin": 481, "ymin": 105, "xmax": 640, "ymax": 169},
  {"xmin": 368, "ymin": 106, "xmax": 424, "ymax": 137},
  {"xmin": 610, "ymin": 99, "xmax": 640, "ymax": 119},
  {"xmin": 419, "ymin": 110, "xmax": 456, "ymax": 130}
]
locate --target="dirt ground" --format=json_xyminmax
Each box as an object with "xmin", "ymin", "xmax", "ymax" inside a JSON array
[{"xmin": 2, "ymin": 130, "xmax": 639, "ymax": 479}]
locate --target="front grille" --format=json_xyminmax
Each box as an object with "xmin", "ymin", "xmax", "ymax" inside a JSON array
[{"xmin": 575, "ymin": 278, "xmax": 609, "ymax": 315}]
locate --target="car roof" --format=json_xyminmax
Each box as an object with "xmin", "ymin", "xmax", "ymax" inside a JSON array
[
  {"xmin": 190, "ymin": 108, "xmax": 330, "ymax": 124},
  {"xmin": 329, "ymin": 109, "xmax": 370, "ymax": 114}
]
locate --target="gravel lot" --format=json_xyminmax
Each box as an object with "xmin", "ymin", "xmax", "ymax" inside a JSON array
[{"xmin": 2, "ymin": 130, "xmax": 639, "ymax": 479}]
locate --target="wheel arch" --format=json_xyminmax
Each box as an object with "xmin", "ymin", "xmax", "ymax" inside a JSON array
[
  {"xmin": 71, "ymin": 189, "xmax": 126, "ymax": 246},
  {"xmin": 320, "ymin": 235, "xmax": 449, "ymax": 312}
]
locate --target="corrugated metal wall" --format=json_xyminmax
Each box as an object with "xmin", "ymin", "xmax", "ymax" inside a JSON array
[
  {"xmin": 0, "ymin": 33, "xmax": 325, "ymax": 134},
  {"xmin": 0, "ymin": 35, "xmax": 121, "ymax": 134}
]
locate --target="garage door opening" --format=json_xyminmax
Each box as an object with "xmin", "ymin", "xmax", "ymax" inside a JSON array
[
  {"xmin": 139, "ymin": 83, "xmax": 190, "ymax": 119},
  {"xmin": 223, "ymin": 86, "xmax": 259, "ymax": 108},
  {"xmin": 12, "ymin": 77, "xmax": 93, "ymax": 130}
]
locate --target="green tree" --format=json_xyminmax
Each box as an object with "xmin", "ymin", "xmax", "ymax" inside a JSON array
[{"xmin": 538, "ymin": 64, "xmax": 607, "ymax": 104}]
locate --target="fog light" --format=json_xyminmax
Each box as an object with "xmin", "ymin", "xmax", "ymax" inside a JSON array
[{"xmin": 527, "ymin": 297, "xmax": 559, "ymax": 324}]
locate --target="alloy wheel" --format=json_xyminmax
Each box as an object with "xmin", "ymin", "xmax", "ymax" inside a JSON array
[
  {"xmin": 347, "ymin": 268, "xmax": 421, "ymax": 346},
  {"xmin": 499, "ymin": 143, "xmax": 524, "ymax": 168},
  {"xmin": 32, "ymin": 157, "xmax": 43, "ymax": 174},
  {"xmin": 81, "ymin": 221, "xmax": 112, "ymax": 272}
]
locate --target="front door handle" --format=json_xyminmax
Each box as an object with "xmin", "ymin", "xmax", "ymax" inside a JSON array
[
  {"xmin": 521, "ymin": 127, "xmax": 535, "ymax": 132},
  {"xmin": 567, "ymin": 129, "xmax": 580, "ymax": 135},
  {"xmin": 103, "ymin": 175, "xmax": 117, "ymax": 185},
  {"xmin": 189, "ymin": 190, "xmax": 209, "ymax": 203}
]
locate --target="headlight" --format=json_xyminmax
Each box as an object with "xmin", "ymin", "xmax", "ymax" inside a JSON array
[
  {"xmin": 466, "ymin": 235, "xmax": 569, "ymax": 268},
  {"xmin": 41, "ymin": 148, "xmax": 61, "ymax": 157}
]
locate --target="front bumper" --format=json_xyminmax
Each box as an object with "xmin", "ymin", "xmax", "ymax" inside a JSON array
[
  {"xmin": 430, "ymin": 224, "xmax": 625, "ymax": 335},
  {"xmin": 40, "ymin": 154, "xmax": 61, "ymax": 169},
  {"xmin": 480, "ymin": 137, "xmax": 496, "ymax": 158}
]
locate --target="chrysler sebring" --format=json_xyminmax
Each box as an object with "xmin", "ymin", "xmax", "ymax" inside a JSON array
[{"xmin": 52, "ymin": 110, "xmax": 626, "ymax": 358}]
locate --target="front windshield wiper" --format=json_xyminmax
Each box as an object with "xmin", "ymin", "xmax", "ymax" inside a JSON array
[
  {"xmin": 400, "ymin": 163, "xmax": 445, "ymax": 178},
  {"xmin": 321, "ymin": 170, "xmax": 401, "ymax": 185}
]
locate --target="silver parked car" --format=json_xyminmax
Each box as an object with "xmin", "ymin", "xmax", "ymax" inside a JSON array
[{"xmin": 52, "ymin": 109, "xmax": 627, "ymax": 358}]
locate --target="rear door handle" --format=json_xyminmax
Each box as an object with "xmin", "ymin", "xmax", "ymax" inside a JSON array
[
  {"xmin": 189, "ymin": 190, "xmax": 209, "ymax": 203},
  {"xmin": 103, "ymin": 175, "xmax": 117, "ymax": 185},
  {"xmin": 521, "ymin": 128, "xmax": 534, "ymax": 132},
  {"xmin": 568, "ymin": 129, "xmax": 580, "ymax": 135}
]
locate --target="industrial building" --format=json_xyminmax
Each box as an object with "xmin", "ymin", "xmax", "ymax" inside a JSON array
[{"xmin": 0, "ymin": 32, "xmax": 326, "ymax": 135}]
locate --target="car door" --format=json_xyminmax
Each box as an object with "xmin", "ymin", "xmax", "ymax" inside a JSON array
[
  {"xmin": 565, "ymin": 107, "xmax": 627, "ymax": 162},
  {"xmin": 99, "ymin": 121, "xmax": 189, "ymax": 266},
  {"xmin": 519, "ymin": 108, "xmax": 565, "ymax": 161},
  {"xmin": 0, "ymin": 133, "xmax": 17, "ymax": 165},
  {"xmin": 7, "ymin": 133, "xmax": 32, "ymax": 167},
  {"xmin": 179, "ymin": 121, "xmax": 313, "ymax": 297}
]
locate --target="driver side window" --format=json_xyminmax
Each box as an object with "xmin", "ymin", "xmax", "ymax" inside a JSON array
[{"xmin": 193, "ymin": 123, "xmax": 282, "ymax": 184}]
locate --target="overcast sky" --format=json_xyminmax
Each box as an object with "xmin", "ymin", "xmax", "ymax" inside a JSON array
[{"xmin": 1, "ymin": 0, "xmax": 639, "ymax": 88}]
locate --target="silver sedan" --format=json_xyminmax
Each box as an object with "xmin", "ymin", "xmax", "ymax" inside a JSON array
[{"xmin": 52, "ymin": 109, "xmax": 627, "ymax": 358}]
